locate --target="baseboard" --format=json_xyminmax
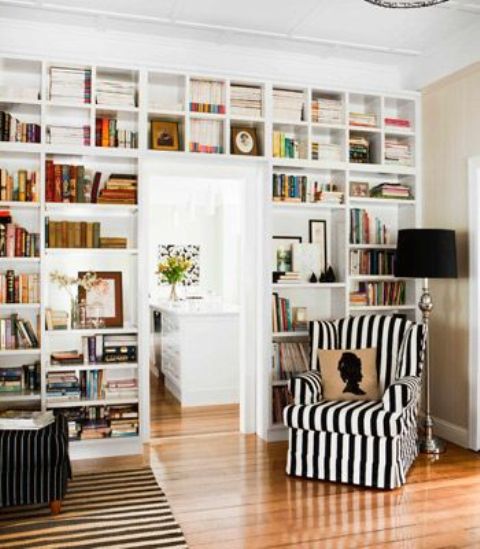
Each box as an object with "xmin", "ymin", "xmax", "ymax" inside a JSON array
[{"xmin": 431, "ymin": 415, "xmax": 469, "ymax": 448}]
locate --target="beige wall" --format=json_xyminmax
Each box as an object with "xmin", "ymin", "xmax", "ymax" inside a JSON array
[{"xmin": 422, "ymin": 63, "xmax": 480, "ymax": 432}]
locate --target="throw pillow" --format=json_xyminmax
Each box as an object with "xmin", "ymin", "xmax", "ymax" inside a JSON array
[{"xmin": 317, "ymin": 348, "xmax": 379, "ymax": 401}]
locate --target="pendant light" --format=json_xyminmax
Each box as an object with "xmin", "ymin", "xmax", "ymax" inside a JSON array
[{"xmin": 364, "ymin": 0, "xmax": 449, "ymax": 7}]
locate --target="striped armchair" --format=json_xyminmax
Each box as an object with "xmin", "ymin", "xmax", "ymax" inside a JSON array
[{"xmin": 283, "ymin": 315, "xmax": 425, "ymax": 490}]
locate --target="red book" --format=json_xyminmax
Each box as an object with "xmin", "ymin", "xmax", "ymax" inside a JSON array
[
  {"xmin": 95, "ymin": 118, "xmax": 102, "ymax": 147},
  {"xmin": 91, "ymin": 172, "xmax": 102, "ymax": 203},
  {"xmin": 45, "ymin": 160, "xmax": 54, "ymax": 203},
  {"xmin": 6, "ymin": 224, "xmax": 15, "ymax": 257},
  {"xmin": 54, "ymin": 164, "xmax": 62, "ymax": 203}
]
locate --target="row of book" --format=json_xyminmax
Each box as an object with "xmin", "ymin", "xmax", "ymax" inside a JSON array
[
  {"xmin": 0, "ymin": 314, "xmax": 39, "ymax": 349},
  {"xmin": 311, "ymin": 96, "xmax": 343, "ymax": 124},
  {"xmin": 49, "ymin": 334, "xmax": 137, "ymax": 364},
  {"xmin": 272, "ymin": 132, "xmax": 304, "ymax": 159},
  {"xmin": 62, "ymin": 404, "xmax": 138, "ymax": 441},
  {"xmin": 350, "ymin": 208, "xmax": 390, "ymax": 245},
  {"xmin": 0, "ymin": 169, "xmax": 39, "ymax": 203},
  {"xmin": 95, "ymin": 118, "xmax": 138, "ymax": 149},
  {"xmin": 312, "ymin": 142, "xmax": 342, "ymax": 162},
  {"xmin": 47, "ymin": 125, "xmax": 91, "ymax": 146},
  {"xmin": 350, "ymin": 135, "xmax": 371, "ymax": 163},
  {"xmin": 385, "ymin": 138, "xmax": 412, "ymax": 166},
  {"xmin": 350, "ymin": 112, "xmax": 377, "ymax": 128},
  {"xmin": 189, "ymin": 119, "xmax": 224, "ymax": 154},
  {"xmin": 189, "ymin": 79, "xmax": 226, "ymax": 114},
  {"xmin": 49, "ymin": 66, "xmax": 91, "ymax": 104},
  {"xmin": 272, "ymin": 174, "xmax": 343, "ymax": 204},
  {"xmin": 350, "ymin": 250, "xmax": 395, "ymax": 276},
  {"xmin": 96, "ymin": 78, "xmax": 136, "ymax": 107},
  {"xmin": 272, "ymin": 342, "xmax": 309, "ymax": 382},
  {"xmin": 272, "ymin": 293, "xmax": 295, "ymax": 333},
  {"xmin": 384, "ymin": 117, "xmax": 411, "ymax": 130},
  {"xmin": 0, "ymin": 271, "xmax": 40, "ymax": 304},
  {"xmin": 350, "ymin": 281, "xmax": 406, "ymax": 307},
  {"xmin": 273, "ymin": 89, "xmax": 305, "ymax": 122},
  {"xmin": 0, "ymin": 112, "xmax": 40, "ymax": 143},
  {"xmin": 0, "ymin": 362, "xmax": 40, "ymax": 393},
  {"xmin": 0, "ymin": 210, "xmax": 40, "ymax": 257},
  {"xmin": 370, "ymin": 183, "xmax": 412, "ymax": 200},
  {"xmin": 272, "ymin": 385, "xmax": 289, "ymax": 424},
  {"xmin": 45, "ymin": 219, "xmax": 127, "ymax": 249},
  {"xmin": 230, "ymin": 84, "xmax": 262, "ymax": 118}
]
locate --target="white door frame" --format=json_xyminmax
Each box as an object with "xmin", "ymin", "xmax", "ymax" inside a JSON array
[
  {"xmin": 468, "ymin": 156, "xmax": 480, "ymax": 450},
  {"xmin": 139, "ymin": 156, "xmax": 267, "ymax": 438}
]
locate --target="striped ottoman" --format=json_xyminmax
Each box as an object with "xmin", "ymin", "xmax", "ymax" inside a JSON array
[{"xmin": 0, "ymin": 415, "xmax": 71, "ymax": 513}]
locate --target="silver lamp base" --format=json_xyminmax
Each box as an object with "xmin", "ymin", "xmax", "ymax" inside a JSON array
[{"xmin": 419, "ymin": 434, "xmax": 446, "ymax": 455}]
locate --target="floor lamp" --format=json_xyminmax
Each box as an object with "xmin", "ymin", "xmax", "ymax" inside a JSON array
[{"xmin": 395, "ymin": 229, "xmax": 457, "ymax": 455}]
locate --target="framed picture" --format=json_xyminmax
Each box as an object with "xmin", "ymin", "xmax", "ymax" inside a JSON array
[
  {"xmin": 272, "ymin": 236, "xmax": 302, "ymax": 273},
  {"xmin": 151, "ymin": 120, "xmax": 180, "ymax": 151},
  {"xmin": 292, "ymin": 243, "xmax": 324, "ymax": 282},
  {"xmin": 308, "ymin": 219, "xmax": 328, "ymax": 271},
  {"xmin": 231, "ymin": 127, "xmax": 258, "ymax": 156},
  {"xmin": 350, "ymin": 181, "xmax": 369, "ymax": 197},
  {"xmin": 78, "ymin": 271, "xmax": 123, "ymax": 328}
]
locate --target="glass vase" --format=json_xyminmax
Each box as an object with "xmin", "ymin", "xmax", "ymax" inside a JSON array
[
  {"xmin": 169, "ymin": 283, "xmax": 179, "ymax": 302},
  {"xmin": 70, "ymin": 297, "xmax": 80, "ymax": 329}
]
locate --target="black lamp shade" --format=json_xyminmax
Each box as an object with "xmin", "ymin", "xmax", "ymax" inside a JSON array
[{"xmin": 395, "ymin": 229, "xmax": 457, "ymax": 279}]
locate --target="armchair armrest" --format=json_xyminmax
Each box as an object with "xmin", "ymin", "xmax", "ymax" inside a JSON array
[
  {"xmin": 382, "ymin": 376, "xmax": 421, "ymax": 414},
  {"xmin": 288, "ymin": 371, "xmax": 323, "ymax": 405}
]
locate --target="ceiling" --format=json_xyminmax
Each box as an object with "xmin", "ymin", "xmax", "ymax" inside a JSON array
[{"xmin": 0, "ymin": 0, "xmax": 479, "ymax": 85}]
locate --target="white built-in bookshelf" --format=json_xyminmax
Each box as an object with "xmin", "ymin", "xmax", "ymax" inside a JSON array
[{"xmin": 0, "ymin": 55, "xmax": 420, "ymax": 452}]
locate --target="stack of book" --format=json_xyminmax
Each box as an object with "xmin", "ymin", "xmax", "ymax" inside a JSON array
[
  {"xmin": 45, "ymin": 309, "xmax": 69, "ymax": 330},
  {"xmin": 0, "ymin": 112, "xmax": 40, "ymax": 143},
  {"xmin": 370, "ymin": 182, "xmax": 412, "ymax": 200},
  {"xmin": 311, "ymin": 97, "xmax": 343, "ymax": 124},
  {"xmin": 0, "ymin": 85, "xmax": 39, "ymax": 102},
  {"xmin": 100, "ymin": 237, "xmax": 127, "ymax": 249},
  {"xmin": 349, "ymin": 135, "xmax": 370, "ymax": 163},
  {"xmin": 275, "ymin": 272, "xmax": 301, "ymax": 285},
  {"xmin": 349, "ymin": 112, "xmax": 377, "ymax": 128},
  {"xmin": 47, "ymin": 125, "xmax": 90, "ymax": 146},
  {"xmin": 350, "ymin": 281, "xmax": 406, "ymax": 307},
  {"xmin": 0, "ymin": 410, "xmax": 54, "ymax": 430},
  {"xmin": 230, "ymin": 85, "xmax": 262, "ymax": 118},
  {"xmin": 273, "ymin": 89, "xmax": 304, "ymax": 122},
  {"xmin": 82, "ymin": 333, "xmax": 137, "ymax": 364},
  {"xmin": 46, "ymin": 219, "xmax": 102, "ymax": 248},
  {"xmin": 272, "ymin": 385, "xmax": 289, "ymax": 424},
  {"xmin": 311, "ymin": 142, "xmax": 342, "ymax": 162},
  {"xmin": 272, "ymin": 131, "xmax": 304, "ymax": 159},
  {"xmin": 79, "ymin": 370, "xmax": 104, "ymax": 400},
  {"xmin": 95, "ymin": 117, "xmax": 138, "ymax": 149},
  {"xmin": 103, "ymin": 378, "xmax": 137, "ymax": 400},
  {"xmin": 45, "ymin": 161, "xmax": 91, "ymax": 203},
  {"xmin": 189, "ymin": 80, "xmax": 225, "ymax": 114},
  {"xmin": 0, "ymin": 169, "xmax": 39, "ymax": 202},
  {"xmin": 50, "ymin": 350, "xmax": 84, "ymax": 365},
  {"xmin": 0, "ymin": 362, "xmax": 39, "ymax": 393},
  {"xmin": 0, "ymin": 315, "xmax": 39, "ymax": 349},
  {"xmin": 385, "ymin": 139, "xmax": 412, "ymax": 166},
  {"xmin": 350, "ymin": 208, "xmax": 390, "ymax": 245},
  {"xmin": 0, "ymin": 270, "xmax": 39, "ymax": 304},
  {"xmin": 80, "ymin": 419, "xmax": 111, "ymax": 440},
  {"xmin": 46, "ymin": 372, "xmax": 81, "ymax": 400},
  {"xmin": 96, "ymin": 79, "xmax": 136, "ymax": 107},
  {"xmin": 317, "ymin": 190, "xmax": 344, "ymax": 204},
  {"xmin": 189, "ymin": 119, "xmax": 223, "ymax": 154},
  {"xmin": 272, "ymin": 341, "xmax": 309, "ymax": 381},
  {"xmin": 97, "ymin": 174, "xmax": 137, "ymax": 205},
  {"xmin": 350, "ymin": 249, "xmax": 395, "ymax": 276},
  {"xmin": 0, "ymin": 210, "xmax": 40, "ymax": 257},
  {"xmin": 49, "ymin": 67, "xmax": 91, "ymax": 104},
  {"xmin": 108, "ymin": 404, "xmax": 138, "ymax": 438},
  {"xmin": 385, "ymin": 117, "xmax": 411, "ymax": 131},
  {"xmin": 272, "ymin": 293, "xmax": 295, "ymax": 332}
]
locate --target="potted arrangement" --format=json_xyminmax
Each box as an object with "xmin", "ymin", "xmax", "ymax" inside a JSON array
[{"xmin": 156, "ymin": 256, "xmax": 192, "ymax": 302}]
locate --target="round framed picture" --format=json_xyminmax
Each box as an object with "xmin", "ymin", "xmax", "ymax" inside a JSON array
[{"xmin": 231, "ymin": 127, "xmax": 258, "ymax": 156}]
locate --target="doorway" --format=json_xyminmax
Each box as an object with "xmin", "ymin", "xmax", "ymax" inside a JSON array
[{"xmin": 141, "ymin": 159, "xmax": 265, "ymax": 441}]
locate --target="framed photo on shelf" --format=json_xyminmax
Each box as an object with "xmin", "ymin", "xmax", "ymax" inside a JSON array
[
  {"xmin": 272, "ymin": 236, "xmax": 302, "ymax": 273},
  {"xmin": 78, "ymin": 271, "xmax": 123, "ymax": 328},
  {"xmin": 151, "ymin": 120, "xmax": 180, "ymax": 151},
  {"xmin": 350, "ymin": 181, "xmax": 369, "ymax": 197},
  {"xmin": 308, "ymin": 219, "xmax": 328, "ymax": 271},
  {"xmin": 231, "ymin": 127, "xmax": 258, "ymax": 156}
]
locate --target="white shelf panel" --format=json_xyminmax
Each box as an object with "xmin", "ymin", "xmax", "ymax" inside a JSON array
[
  {"xmin": 0, "ymin": 391, "xmax": 41, "ymax": 402},
  {"xmin": 44, "ymin": 145, "xmax": 139, "ymax": 158},
  {"xmin": 273, "ymin": 158, "xmax": 347, "ymax": 171},
  {"xmin": 0, "ymin": 97, "xmax": 41, "ymax": 106},
  {"xmin": 272, "ymin": 283, "xmax": 345, "ymax": 289},
  {"xmin": 0, "ymin": 257, "xmax": 40, "ymax": 263},
  {"xmin": 0, "ymin": 143, "xmax": 42, "ymax": 153},
  {"xmin": 46, "ymin": 362, "xmax": 138, "ymax": 372},
  {"xmin": 45, "ymin": 248, "xmax": 138, "ymax": 256},
  {"xmin": 350, "ymin": 305, "xmax": 416, "ymax": 312},
  {"xmin": 0, "ymin": 303, "xmax": 40, "ymax": 309},
  {"xmin": 45, "ymin": 100, "xmax": 92, "ymax": 110},
  {"xmin": 229, "ymin": 114, "xmax": 265, "ymax": 123},
  {"xmin": 45, "ymin": 203, "xmax": 138, "ymax": 216},
  {"xmin": 348, "ymin": 163, "xmax": 416, "ymax": 176},
  {"xmin": 47, "ymin": 396, "xmax": 139, "ymax": 408},
  {"xmin": 311, "ymin": 122, "xmax": 346, "ymax": 131},
  {"xmin": 272, "ymin": 201, "xmax": 345, "ymax": 211},
  {"xmin": 348, "ymin": 125, "xmax": 382, "ymax": 134},
  {"xmin": 349, "ymin": 197, "xmax": 415, "ymax": 207},
  {"xmin": 0, "ymin": 202, "xmax": 40, "ymax": 209},
  {"xmin": 189, "ymin": 112, "xmax": 226, "ymax": 120},
  {"xmin": 349, "ymin": 244, "xmax": 396, "ymax": 250},
  {"xmin": 70, "ymin": 435, "xmax": 140, "ymax": 447},
  {"xmin": 0, "ymin": 349, "xmax": 41, "ymax": 356},
  {"xmin": 272, "ymin": 331, "xmax": 309, "ymax": 339},
  {"xmin": 148, "ymin": 108, "xmax": 184, "ymax": 117},
  {"xmin": 384, "ymin": 127, "xmax": 415, "ymax": 137},
  {"xmin": 95, "ymin": 104, "xmax": 139, "ymax": 113},
  {"xmin": 349, "ymin": 275, "xmax": 396, "ymax": 281},
  {"xmin": 273, "ymin": 119, "xmax": 308, "ymax": 127},
  {"xmin": 46, "ymin": 327, "xmax": 137, "ymax": 336}
]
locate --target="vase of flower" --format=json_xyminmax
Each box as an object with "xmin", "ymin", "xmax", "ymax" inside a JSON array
[
  {"xmin": 156, "ymin": 256, "xmax": 192, "ymax": 303},
  {"xmin": 70, "ymin": 297, "xmax": 80, "ymax": 329}
]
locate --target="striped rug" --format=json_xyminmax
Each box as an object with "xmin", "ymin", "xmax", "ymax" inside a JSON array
[{"xmin": 0, "ymin": 467, "xmax": 188, "ymax": 548}]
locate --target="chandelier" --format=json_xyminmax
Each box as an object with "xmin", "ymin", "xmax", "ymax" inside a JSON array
[{"xmin": 364, "ymin": 0, "xmax": 449, "ymax": 7}]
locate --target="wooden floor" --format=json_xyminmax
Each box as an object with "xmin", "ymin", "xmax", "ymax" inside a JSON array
[
  {"xmin": 73, "ymin": 434, "xmax": 480, "ymax": 548},
  {"xmin": 149, "ymin": 372, "xmax": 239, "ymax": 438}
]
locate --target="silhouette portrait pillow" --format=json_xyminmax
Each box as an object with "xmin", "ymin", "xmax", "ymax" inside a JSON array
[{"xmin": 317, "ymin": 348, "xmax": 380, "ymax": 401}]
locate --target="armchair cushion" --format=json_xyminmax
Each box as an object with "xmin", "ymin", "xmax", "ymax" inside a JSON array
[
  {"xmin": 284, "ymin": 399, "xmax": 404, "ymax": 437},
  {"xmin": 288, "ymin": 371, "xmax": 322, "ymax": 405},
  {"xmin": 382, "ymin": 376, "xmax": 421, "ymax": 414}
]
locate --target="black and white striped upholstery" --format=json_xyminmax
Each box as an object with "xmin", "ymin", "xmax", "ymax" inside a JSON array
[
  {"xmin": 0, "ymin": 415, "xmax": 71, "ymax": 507},
  {"xmin": 284, "ymin": 315, "xmax": 425, "ymax": 490}
]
